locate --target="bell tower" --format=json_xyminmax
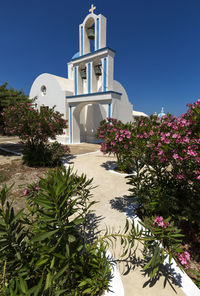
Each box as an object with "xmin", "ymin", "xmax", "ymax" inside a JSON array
[
  {"xmin": 66, "ymin": 5, "xmax": 133, "ymax": 144},
  {"xmin": 79, "ymin": 4, "xmax": 107, "ymax": 56}
]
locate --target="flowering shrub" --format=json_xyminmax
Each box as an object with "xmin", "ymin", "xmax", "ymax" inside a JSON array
[
  {"xmin": 2, "ymin": 102, "xmax": 70, "ymax": 166},
  {"xmin": 128, "ymin": 99, "xmax": 200, "ymax": 232},
  {"xmin": 96, "ymin": 118, "xmax": 135, "ymax": 172}
]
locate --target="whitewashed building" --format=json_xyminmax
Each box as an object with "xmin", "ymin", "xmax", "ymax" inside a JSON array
[{"xmin": 30, "ymin": 5, "xmax": 136, "ymax": 144}]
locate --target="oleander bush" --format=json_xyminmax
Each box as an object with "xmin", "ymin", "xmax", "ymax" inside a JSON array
[
  {"xmin": 96, "ymin": 118, "xmax": 135, "ymax": 172},
  {"xmin": 127, "ymin": 99, "xmax": 200, "ymax": 232},
  {"xmin": 0, "ymin": 168, "xmax": 111, "ymax": 296},
  {"xmin": 2, "ymin": 102, "xmax": 70, "ymax": 167}
]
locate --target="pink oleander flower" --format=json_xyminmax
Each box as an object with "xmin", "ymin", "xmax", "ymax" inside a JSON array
[
  {"xmin": 143, "ymin": 132, "xmax": 148, "ymax": 138},
  {"xmin": 35, "ymin": 186, "xmax": 39, "ymax": 191},
  {"xmin": 24, "ymin": 189, "xmax": 29, "ymax": 196},
  {"xmin": 187, "ymin": 150, "xmax": 197, "ymax": 157},
  {"xmin": 119, "ymin": 137, "xmax": 123, "ymax": 141},
  {"xmin": 196, "ymin": 157, "xmax": 200, "ymax": 163},
  {"xmin": 158, "ymin": 150, "xmax": 164, "ymax": 156},
  {"xmin": 173, "ymin": 153, "xmax": 179, "ymax": 160},
  {"xmin": 176, "ymin": 174, "xmax": 185, "ymax": 180},
  {"xmin": 153, "ymin": 216, "xmax": 164, "ymax": 227},
  {"xmin": 163, "ymin": 139, "xmax": 170, "ymax": 144},
  {"xmin": 179, "ymin": 251, "xmax": 190, "ymax": 269}
]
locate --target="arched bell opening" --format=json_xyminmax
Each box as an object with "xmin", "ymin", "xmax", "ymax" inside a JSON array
[
  {"xmin": 85, "ymin": 17, "xmax": 95, "ymax": 53},
  {"xmin": 78, "ymin": 63, "xmax": 87, "ymax": 94},
  {"xmin": 92, "ymin": 58, "xmax": 102, "ymax": 93}
]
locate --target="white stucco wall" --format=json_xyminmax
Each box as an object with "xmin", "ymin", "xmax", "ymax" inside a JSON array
[
  {"xmin": 29, "ymin": 73, "xmax": 73, "ymax": 120},
  {"xmin": 112, "ymin": 80, "xmax": 133, "ymax": 122}
]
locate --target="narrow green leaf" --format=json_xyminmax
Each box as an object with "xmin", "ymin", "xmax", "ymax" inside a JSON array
[
  {"xmin": 19, "ymin": 277, "xmax": 28, "ymax": 294},
  {"xmin": 44, "ymin": 273, "xmax": 51, "ymax": 290},
  {"xmin": 31, "ymin": 229, "xmax": 59, "ymax": 242}
]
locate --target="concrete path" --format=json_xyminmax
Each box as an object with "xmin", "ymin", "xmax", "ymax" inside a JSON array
[{"xmin": 69, "ymin": 149, "xmax": 186, "ymax": 296}]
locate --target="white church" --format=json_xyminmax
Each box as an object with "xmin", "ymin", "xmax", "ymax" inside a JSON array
[{"xmin": 29, "ymin": 5, "xmax": 147, "ymax": 144}]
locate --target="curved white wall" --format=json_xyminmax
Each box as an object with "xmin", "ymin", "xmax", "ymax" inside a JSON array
[
  {"xmin": 29, "ymin": 73, "xmax": 73, "ymax": 121},
  {"xmin": 112, "ymin": 80, "xmax": 133, "ymax": 122}
]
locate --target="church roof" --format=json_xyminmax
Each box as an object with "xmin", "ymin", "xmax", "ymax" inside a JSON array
[
  {"xmin": 132, "ymin": 110, "xmax": 149, "ymax": 117},
  {"xmin": 72, "ymin": 52, "xmax": 80, "ymax": 59}
]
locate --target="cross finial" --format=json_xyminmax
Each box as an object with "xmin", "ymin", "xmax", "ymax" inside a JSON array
[{"xmin": 89, "ymin": 4, "xmax": 96, "ymax": 14}]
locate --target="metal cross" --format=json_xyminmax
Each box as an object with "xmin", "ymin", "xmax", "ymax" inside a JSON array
[{"xmin": 89, "ymin": 4, "xmax": 96, "ymax": 14}]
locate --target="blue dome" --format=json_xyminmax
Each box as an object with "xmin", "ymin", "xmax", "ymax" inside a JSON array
[
  {"xmin": 158, "ymin": 107, "xmax": 165, "ymax": 119},
  {"xmin": 72, "ymin": 52, "xmax": 80, "ymax": 59}
]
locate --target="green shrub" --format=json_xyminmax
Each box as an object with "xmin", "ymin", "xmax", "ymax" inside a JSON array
[
  {"xmin": 0, "ymin": 82, "xmax": 29, "ymax": 131},
  {"xmin": 0, "ymin": 168, "xmax": 111, "ymax": 295},
  {"xmin": 23, "ymin": 141, "xmax": 70, "ymax": 167}
]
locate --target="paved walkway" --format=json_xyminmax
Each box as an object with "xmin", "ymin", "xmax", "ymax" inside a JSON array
[{"xmin": 69, "ymin": 150, "xmax": 186, "ymax": 296}]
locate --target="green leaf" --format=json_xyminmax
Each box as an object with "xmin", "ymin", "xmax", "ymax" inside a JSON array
[
  {"xmin": 83, "ymin": 287, "xmax": 92, "ymax": 294},
  {"xmin": 33, "ymin": 277, "xmax": 43, "ymax": 296},
  {"xmin": 11, "ymin": 209, "xmax": 24, "ymax": 224},
  {"xmin": 55, "ymin": 290, "xmax": 68, "ymax": 296},
  {"xmin": 31, "ymin": 229, "xmax": 59, "ymax": 242},
  {"xmin": 78, "ymin": 281, "xmax": 88, "ymax": 287},
  {"xmin": 19, "ymin": 277, "xmax": 28, "ymax": 294},
  {"xmin": 35, "ymin": 258, "xmax": 49, "ymax": 267},
  {"xmin": 50, "ymin": 256, "xmax": 55, "ymax": 270},
  {"xmin": 44, "ymin": 273, "xmax": 51, "ymax": 290},
  {"xmin": 68, "ymin": 234, "xmax": 76, "ymax": 243},
  {"xmin": 53, "ymin": 266, "xmax": 66, "ymax": 281}
]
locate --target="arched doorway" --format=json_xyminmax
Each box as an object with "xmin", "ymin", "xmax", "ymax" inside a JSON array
[{"xmin": 72, "ymin": 102, "xmax": 107, "ymax": 143}]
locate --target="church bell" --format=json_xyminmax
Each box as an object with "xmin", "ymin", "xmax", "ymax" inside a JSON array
[{"xmin": 87, "ymin": 25, "xmax": 95, "ymax": 40}]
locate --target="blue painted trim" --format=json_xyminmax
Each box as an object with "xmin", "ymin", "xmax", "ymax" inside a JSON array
[
  {"xmin": 81, "ymin": 26, "xmax": 83, "ymax": 56},
  {"xmin": 108, "ymin": 103, "xmax": 111, "ymax": 118},
  {"xmin": 74, "ymin": 67, "xmax": 77, "ymax": 95},
  {"xmin": 96, "ymin": 18, "xmax": 99, "ymax": 50},
  {"xmin": 103, "ymin": 58, "xmax": 107, "ymax": 92},
  {"xmin": 66, "ymin": 90, "xmax": 122, "ymax": 99},
  {"xmin": 71, "ymin": 47, "xmax": 115, "ymax": 61},
  {"xmin": 69, "ymin": 106, "xmax": 72, "ymax": 144},
  {"xmin": 88, "ymin": 63, "xmax": 91, "ymax": 94}
]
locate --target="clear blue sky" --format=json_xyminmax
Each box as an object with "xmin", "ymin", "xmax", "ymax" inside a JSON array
[{"xmin": 1, "ymin": 0, "xmax": 200, "ymax": 116}]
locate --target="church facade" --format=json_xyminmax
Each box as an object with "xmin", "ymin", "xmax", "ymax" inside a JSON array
[{"xmin": 29, "ymin": 5, "xmax": 134, "ymax": 144}]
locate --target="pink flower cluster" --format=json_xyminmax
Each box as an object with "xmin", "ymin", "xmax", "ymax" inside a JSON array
[
  {"xmin": 97, "ymin": 118, "xmax": 133, "ymax": 156},
  {"xmin": 178, "ymin": 251, "xmax": 190, "ymax": 269},
  {"xmin": 136, "ymin": 100, "xmax": 200, "ymax": 183},
  {"xmin": 153, "ymin": 216, "xmax": 169, "ymax": 229}
]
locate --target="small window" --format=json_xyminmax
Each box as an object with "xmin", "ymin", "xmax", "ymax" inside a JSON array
[{"xmin": 41, "ymin": 85, "xmax": 47, "ymax": 96}]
